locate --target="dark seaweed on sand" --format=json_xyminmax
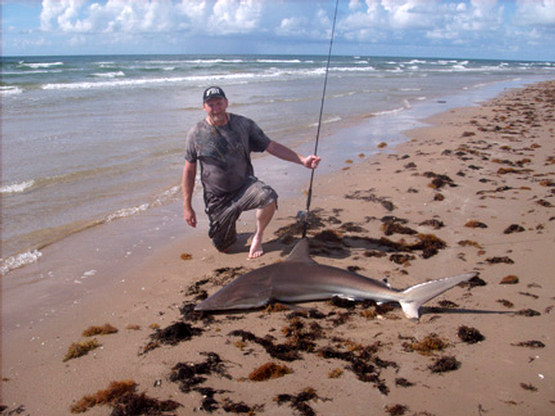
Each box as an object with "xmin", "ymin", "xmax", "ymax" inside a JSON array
[
  {"xmin": 318, "ymin": 341, "xmax": 395, "ymax": 395},
  {"xmin": 70, "ymin": 380, "xmax": 180, "ymax": 415},
  {"xmin": 275, "ymin": 388, "xmax": 319, "ymax": 416},
  {"xmin": 460, "ymin": 275, "xmax": 487, "ymax": 288},
  {"xmin": 274, "ymin": 209, "xmax": 326, "ymax": 240},
  {"xmin": 511, "ymin": 340, "xmax": 545, "ymax": 348},
  {"xmin": 429, "ymin": 356, "xmax": 461, "ymax": 373},
  {"xmin": 109, "ymin": 392, "xmax": 181, "ymax": 416},
  {"xmin": 486, "ymin": 256, "xmax": 515, "ymax": 264},
  {"xmin": 395, "ymin": 378, "xmax": 415, "ymax": 387},
  {"xmin": 229, "ymin": 330, "xmax": 301, "ymax": 361},
  {"xmin": 179, "ymin": 302, "xmax": 214, "ymax": 324},
  {"xmin": 516, "ymin": 309, "xmax": 541, "ymax": 317},
  {"xmin": 169, "ymin": 353, "xmax": 230, "ymax": 394},
  {"xmin": 385, "ymin": 404, "xmax": 409, "ymax": 416},
  {"xmin": 458, "ymin": 326, "xmax": 485, "ymax": 344},
  {"xmin": 142, "ymin": 321, "xmax": 202, "ymax": 353},
  {"xmin": 345, "ymin": 189, "xmax": 395, "ymax": 211},
  {"xmin": 423, "ymin": 171, "xmax": 457, "ymax": 189}
]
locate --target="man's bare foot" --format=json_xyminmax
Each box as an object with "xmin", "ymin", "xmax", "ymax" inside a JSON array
[{"xmin": 248, "ymin": 234, "xmax": 264, "ymax": 259}]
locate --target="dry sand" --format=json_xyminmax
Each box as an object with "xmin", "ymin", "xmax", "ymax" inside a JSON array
[{"xmin": 2, "ymin": 81, "xmax": 554, "ymax": 416}]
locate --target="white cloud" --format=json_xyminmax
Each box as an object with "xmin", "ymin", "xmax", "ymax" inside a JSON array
[
  {"xmin": 26, "ymin": 0, "xmax": 555, "ymax": 59},
  {"xmin": 515, "ymin": 0, "xmax": 555, "ymax": 26}
]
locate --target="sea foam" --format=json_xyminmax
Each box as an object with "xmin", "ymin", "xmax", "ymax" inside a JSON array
[{"xmin": 0, "ymin": 250, "xmax": 43, "ymax": 275}]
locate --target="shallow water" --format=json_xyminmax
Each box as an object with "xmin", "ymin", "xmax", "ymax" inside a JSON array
[{"xmin": 1, "ymin": 54, "xmax": 553, "ymax": 274}]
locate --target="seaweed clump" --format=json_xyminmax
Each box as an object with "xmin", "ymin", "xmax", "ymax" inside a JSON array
[
  {"xmin": 402, "ymin": 334, "xmax": 448, "ymax": 355},
  {"xmin": 63, "ymin": 339, "xmax": 101, "ymax": 362},
  {"xmin": 248, "ymin": 362, "xmax": 292, "ymax": 381},
  {"xmin": 169, "ymin": 352, "xmax": 230, "ymax": 393},
  {"xmin": 82, "ymin": 323, "xmax": 118, "ymax": 337},
  {"xmin": 318, "ymin": 341, "xmax": 395, "ymax": 394},
  {"xmin": 385, "ymin": 404, "xmax": 409, "ymax": 416},
  {"xmin": 229, "ymin": 330, "xmax": 300, "ymax": 362},
  {"xmin": 457, "ymin": 326, "xmax": 485, "ymax": 344},
  {"xmin": 69, "ymin": 380, "xmax": 180, "ymax": 415},
  {"xmin": 275, "ymin": 388, "xmax": 320, "ymax": 416},
  {"xmin": 511, "ymin": 340, "xmax": 545, "ymax": 348},
  {"xmin": 142, "ymin": 321, "xmax": 202, "ymax": 353},
  {"xmin": 429, "ymin": 356, "xmax": 461, "ymax": 373}
]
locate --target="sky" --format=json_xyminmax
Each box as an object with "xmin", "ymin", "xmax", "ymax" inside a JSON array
[{"xmin": 1, "ymin": 0, "xmax": 554, "ymax": 61}]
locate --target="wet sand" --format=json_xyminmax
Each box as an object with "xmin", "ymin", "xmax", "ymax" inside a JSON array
[{"xmin": 2, "ymin": 81, "xmax": 554, "ymax": 415}]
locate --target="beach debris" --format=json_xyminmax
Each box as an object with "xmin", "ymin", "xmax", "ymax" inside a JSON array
[
  {"xmin": 459, "ymin": 275, "xmax": 487, "ymax": 288},
  {"xmin": 170, "ymin": 352, "xmax": 230, "ymax": 393},
  {"xmin": 229, "ymin": 329, "xmax": 301, "ymax": 362},
  {"xmin": 511, "ymin": 340, "xmax": 545, "ymax": 348},
  {"xmin": 465, "ymin": 220, "xmax": 488, "ymax": 229},
  {"xmin": 424, "ymin": 171, "xmax": 457, "ymax": 189},
  {"xmin": 318, "ymin": 341, "xmax": 394, "ymax": 394},
  {"xmin": 274, "ymin": 388, "xmax": 320, "ymax": 416},
  {"xmin": 419, "ymin": 219, "xmax": 445, "ymax": 229},
  {"xmin": 274, "ymin": 209, "xmax": 326, "ymax": 241},
  {"xmin": 248, "ymin": 362, "xmax": 292, "ymax": 381},
  {"xmin": 221, "ymin": 397, "xmax": 262, "ymax": 414},
  {"xmin": 516, "ymin": 309, "xmax": 541, "ymax": 317},
  {"xmin": 180, "ymin": 253, "xmax": 193, "ymax": 260},
  {"xmin": 70, "ymin": 380, "xmax": 136, "ymax": 413},
  {"xmin": 429, "ymin": 356, "xmax": 461, "ymax": 373},
  {"xmin": 81, "ymin": 323, "xmax": 118, "ymax": 337},
  {"xmin": 402, "ymin": 333, "xmax": 448, "ymax": 355},
  {"xmin": 500, "ymin": 275, "xmax": 519, "ymax": 284},
  {"xmin": 497, "ymin": 299, "xmax": 514, "ymax": 308},
  {"xmin": 0, "ymin": 404, "xmax": 26, "ymax": 415},
  {"xmin": 520, "ymin": 383, "xmax": 538, "ymax": 392},
  {"xmin": 395, "ymin": 378, "xmax": 415, "ymax": 387},
  {"xmin": 142, "ymin": 321, "xmax": 202, "ymax": 353},
  {"xmin": 345, "ymin": 189, "xmax": 395, "ymax": 211},
  {"xmin": 457, "ymin": 326, "xmax": 485, "ymax": 344},
  {"xmin": 63, "ymin": 339, "xmax": 101, "ymax": 362},
  {"xmin": 69, "ymin": 380, "xmax": 180, "ymax": 414},
  {"xmin": 377, "ymin": 142, "xmax": 388, "ymax": 149},
  {"xmin": 518, "ymin": 291, "xmax": 539, "ymax": 299},
  {"xmin": 504, "ymin": 224, "xmax": 526, "ymax": 234},
  {"xmin": 328, "ymin": 368, "xmax": 343, "ymax": 378},
  {"xmin": 486, "ymin": 256, "xmax": 514, "ymax": 264},
  {"xmin": 194, "ymin": 387, "xmax": 223, "ymax": 412},
  {"xmin": 381, "ymin": 217, "xmax": 417, "ymax": 236},
  {"xmin": 458, "ymin": 239, "xmax": 483, "ymax": 249},
  {"xmin": 385, "ymin": 404, "xmax": 409, "ymax": 416}
]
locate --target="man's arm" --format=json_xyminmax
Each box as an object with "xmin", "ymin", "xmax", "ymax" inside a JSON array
[
  {"xmin": 182, "ymin": 161, "xmax": 197, "ymax": 227},
  {"xmin": 266, "ymin": 140, "xmax": 321, "ymax": 169}
]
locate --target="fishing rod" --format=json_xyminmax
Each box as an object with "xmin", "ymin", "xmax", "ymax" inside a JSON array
[{"xmin": 301, "ymin": 0, "xmax": 340, "ymax": 239}]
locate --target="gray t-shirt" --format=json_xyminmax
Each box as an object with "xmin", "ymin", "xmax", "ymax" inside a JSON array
[{"xmin": 185, "ymin": 113, "xmax": 271, "ymax": 198}]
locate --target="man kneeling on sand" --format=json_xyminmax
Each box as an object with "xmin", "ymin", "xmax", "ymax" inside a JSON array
[{"xmin": 182, "ymin": 86, "xmax": 321, "ymax": 259}]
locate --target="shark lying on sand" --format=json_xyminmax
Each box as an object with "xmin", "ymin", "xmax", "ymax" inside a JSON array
[{"xmin": 195, "ymin": 238, "xmax": 476, "ymax": 319}]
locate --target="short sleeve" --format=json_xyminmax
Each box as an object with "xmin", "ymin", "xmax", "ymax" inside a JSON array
[
  {"xmin": 248, "ymin": 120, "xmax": 271, "ymax": 153},
  {"xmin": 184, "ymin": 126, "xmax": 199, "ymax": 163}
]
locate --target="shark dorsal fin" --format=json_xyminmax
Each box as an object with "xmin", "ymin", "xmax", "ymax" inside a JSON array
[{"xmin": 285, "ymin": 238, "xmax": 316, "ymax": 264}]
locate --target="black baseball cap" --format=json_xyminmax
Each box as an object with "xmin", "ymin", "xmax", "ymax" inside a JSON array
[{"xmin": 203, "ymin": 86, "xmax": 226, "ymax": 102}]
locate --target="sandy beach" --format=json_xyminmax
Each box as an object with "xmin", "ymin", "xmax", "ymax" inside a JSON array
[{"xmin": 2, "ymin": 80, "xmax": 554, "ymax": 415}]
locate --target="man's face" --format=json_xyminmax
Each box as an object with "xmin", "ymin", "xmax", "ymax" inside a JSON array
[{"xmin": 203, "ymin": 97, "xmax": 228, "ymax": 118}]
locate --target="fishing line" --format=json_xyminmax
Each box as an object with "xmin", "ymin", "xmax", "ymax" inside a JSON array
[{"xmin": 302, "ymin": 0, "xmax": 340, "ymax": 238}]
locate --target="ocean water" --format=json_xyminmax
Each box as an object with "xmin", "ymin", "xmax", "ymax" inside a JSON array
[{"xmin": 1, "ymin": 54, "xmax": 554, "ymax": 275}]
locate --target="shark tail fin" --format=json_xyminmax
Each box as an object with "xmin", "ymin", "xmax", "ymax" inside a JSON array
[{"xmin": 399, "ymin": 272, "xmax": 476, "ymax": 319}]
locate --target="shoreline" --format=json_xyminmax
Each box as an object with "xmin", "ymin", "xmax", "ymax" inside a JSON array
[{"xmin": 2, "ymin": 80, "xmax": 554, "ymax": 415}]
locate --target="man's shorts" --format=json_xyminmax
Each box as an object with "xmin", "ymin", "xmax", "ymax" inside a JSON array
[{"xmin": 205, "ymin": 177, "xmax": 278, "ymax": 252}]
